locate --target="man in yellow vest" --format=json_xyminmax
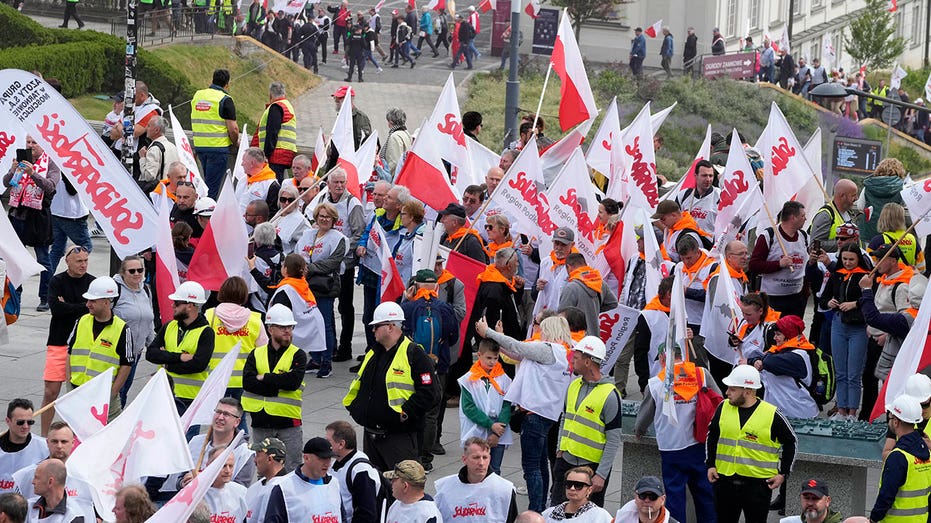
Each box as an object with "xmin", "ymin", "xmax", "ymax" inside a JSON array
[
  {"xmin": 870, "ymin": 393, "xmax": 931, "ymax": 522},
  {"xmin": 145, "ymin": 280, "xmax": 215, "ymax": 414},
  {"xmin": 241, "ymin": 304, "xmax": 307, "ymax": 473},
  {"xmin": 553, "ymin": 336, "xmax": 621, "ymax": 508},
  {"xmin": 809, "ymin": 179, "xmax": 858, "ymax": 254},
  {"xmin": 67, "ymin": 276, "xmax": 131, "ymax": 420},
  {"xmin": 706, "ymin": 364, "xmax": 797, "ymax": 523},
  {"xmin": 342, "ymin": 301, "xmax": 439, "ymax": 472},
  {"xmin": 251, "ymin": 81, "xmax": 297, "ymax": 182},
  {"xmin": 191, "ymin": 69, "xmax": 240, "ymax": 199}
]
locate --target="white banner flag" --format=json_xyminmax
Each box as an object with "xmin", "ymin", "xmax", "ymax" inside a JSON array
[
  {"xmin": 546, "ymin": 148, "xmax": 598, "ymax": 260},
  {"xmin": 55, "ymin": 367, "xmax": 114, "ymax": 441},
  {"xmin": 700, "ymin": 254, "xmax": 743, "ymax": 365},
  {"xmin": 609, "ymin": 102, "xmax": 659, "ymax": 212},
  {"xmin": 890, "ymin": 63, "xmax": 908, "ymax": 90},
  {"xmin": 598, "ymin": 304, "xmax": 641, "ymax": 371},
  {"xmin": 487, "ymin": 139, "xmax": 553, "ymax": 236},
  {"xmin": 759, "ymin": 102, "xmax": 816, "ymax": 214},
  {"xmin": 180, "ymin": 342, "xmax": 241, "ymax": 432},
  {"xmin": 167, "ymin": 105, "xmax": 208, "ymax": 197},
  {"xmin": 0, "ymin": 210, "xmax": 45, "ymax": 288},
  {"xmin": 272, "ymin": 0, "xmax": 308, "ymax": 14},
  {"xmin": 0, "ymin": 70, "xmax": 159, "ymax": 259},
  {"xmin": 902, "ymin": 179, "xmax": 931, "ymax": 238},
  {"xmin": 713, "ymin": 129, "xmax": 763, "ymax": 253}
]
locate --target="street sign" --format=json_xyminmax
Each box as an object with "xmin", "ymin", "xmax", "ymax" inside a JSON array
[
  {"xmin": 701, "ymin": 52, "xmax": 757, "ymax": 80},
  {"xmin": 531, "ymin": 8, "xmax": 558, "ymax": 56},
  {"xmin": 881, "ymin": 106, "xmax": 902, "ymax": 127}
]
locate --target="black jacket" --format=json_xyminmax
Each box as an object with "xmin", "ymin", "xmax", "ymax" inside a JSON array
[
  {"xmin": 463, "ymin": 280, "xmax": 523, "ymax": 352},
  {"xmin": 145, "ymin": 314, "xmax": 215, "ymax": 375}
]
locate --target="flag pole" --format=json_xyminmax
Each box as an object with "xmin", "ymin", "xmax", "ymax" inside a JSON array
[
  {"xmin": 452, "ymin": 168, "xmax": 512, "ymax": 253},
  {"xmin": 533, "ymin": 64, "xmax": 553, "ymax": 136},
  {"xmin": 865, "ymin": 208, "xmax": 930, "ymax": 278},
  {"xmin": 761, "ymin": 201, "xmax": 792, "ymax": 260},
  {"xmin": 193, "ymin": 426, "xmax": 213, "ymax": 476}
]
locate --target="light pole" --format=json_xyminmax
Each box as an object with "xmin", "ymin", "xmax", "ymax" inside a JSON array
[{"xmin": 503, "ymin": 0, "xmax": 520, "ymax": 150}]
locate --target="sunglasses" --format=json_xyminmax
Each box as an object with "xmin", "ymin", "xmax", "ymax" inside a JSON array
[
  {"xmin": 15, "ymin": 419, "xmax": 36, "ymax": 426},
  {"xmin": 484, "ymin": 224, "xmax": 495, "ymax": 231},
  {"xmin": 125, "ymin": 267, "xmax": 144, "ymax": 274},
  {"xmin": 923, "ymin": 400, "xmax": 931, "ymax": 409},
  {"xmin": 565, "ymin": 480, "xmax": 591, "ymax": 490},
  {"xmin": 176, "ymin": 181, "xmax": 195, "ymax": 187},
  {"xmin": 638, "ymin": 492, "xmax": 659, "ymax": 501},
  {"xmin": 279, "ymin": 197, "xmax": 296, "ymax": 203},
  {"xmin": 67, "ymin": 246, "xmax": 88, "ymax": 256}
]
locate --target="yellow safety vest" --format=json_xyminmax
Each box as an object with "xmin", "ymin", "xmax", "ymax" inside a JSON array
[
  {"xmin": 715, "ymin": 400, "xmax": 781, "ymax": 478},
  {"xmin": 343, "ymin": 337, "xmax": 416, "ymax": 413},
  {"xmin": 190, "ymin": 88, "xmax": 232, "ymax": 148},
  {"xmin": 558, "ymin": 379, "xmax": 615, "ymax": 463},
  {"xmin": 813, "ymin": 202, "xmax": 845, "ymax": 241},
  {"xmin": 882, "ymin": 231, "xmax": 920, "ymax": 267},
  {"xmin": 880, "ymin": 447, "xmax": 931, "ymax": 521},
  {"xmin": 204, "ymin": 308, "xmax": 263, "ymax": 389},
  {"xmin": 164, "ymin": 321, "xmax": 211, "ymax": 400},
  {"xmin": 241, "ymin": 344, "xmax": 304, "ymax": 419},
  {"xmin": 258, "ymin": 99, "xmax": 298, "ymax": 153},
  {"xmin": 69, "ymin": 315, "xmax": 126, "ymax": 386}
]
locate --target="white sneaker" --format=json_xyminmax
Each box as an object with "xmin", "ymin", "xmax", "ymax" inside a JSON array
[
  {"xmin": 377, "ymin": 67, "xmax": 383, "ymax": 73},
  {"xmin": 828, "ymin": 412, "xmax": 845, "ymax": 421},
  {"xmin": 516, "ymin": 486, "xmax": 528, "ymax": 496}
]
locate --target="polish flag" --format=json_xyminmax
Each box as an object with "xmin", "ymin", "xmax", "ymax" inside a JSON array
[
  {"xmin": 154, "ymin": 194, "xmax": 180, "ymax": 325},
  {"xmin": 540, "ymin": 118, "xmax": 593, "ymax": 185},
  {"xmin": 67, "ymin": 369, "xmax": 194, "ymax": 518},
  {"xmin": 337, "ymin": 130, "xmax": 379, "ymax": 201},
  {"xmin": 361, "ymin": 220, "xmax": 405, "ymax": 302},
  {"xmin": 524, "ymin": 0, "xmax": 540, "ymax": 18},
  {"xmin": 231, "ymin": 124, "xmax": 250, "ymax": 202},
  {"xmin": 331, "ymin": 92, "xmax": 363, "ymax": 198},
  {"xmin": 871, "ymin": 295, "xmax": 931, "ymax": 421},
  {"xmin": 422, "ymin": 74, "xmax": 472, "ymax": 179},
  {"xmin": 551, "ymin": 10, "xmax": 598, "ymax": 131},
  {"xmin": 478, "ymin": 0, "xmax": 493, "ymax": 12},
  {"xmin": 395, "ymin": 123, "xmax": 458, "ymax": 212},
  {"xmin": 186, "ymin": 176, "xmax": 250, "ymax": 291},
  {"xmin": 168, "ymin": 106, "xmax": 208, "ymax": 197},
  {"xmin": 644, "ymin": 19, "xmax": 662, "ymax": 38},
  {"xmin": 146, "ymin": 431, "xmax": 245, "ymax": 523},
  {"xmin": 311, "ymin": 128, "xmax": 326, "ymax": 173},
  {"xmin": 0, "ymin": 211, "xmax": 45, "ymax": 288},
  {"xmin": 55, "ymin": 367, "xmax": 113, "ymax": 441},
  {"xmin": 179, "ymin": 342, "xmax": 241, "ymax": 432},
  {"xmin": 426, "ymin": 0, "xmax": 445, "ymax": 10}
]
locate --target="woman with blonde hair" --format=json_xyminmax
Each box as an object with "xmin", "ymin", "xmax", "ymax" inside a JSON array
[
  {"xmin": 484, "ymin": 214, "xmax": 513, "ymax": 259},
  {"xmin": 869, "ymin": 202, "xmax": 923, "ymax": 270}
]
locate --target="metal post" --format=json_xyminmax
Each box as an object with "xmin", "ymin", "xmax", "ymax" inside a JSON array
[
  {"xmin": 786, "ymin": 0, "xmax": 794, "ymax": 50},
  {"xmin": 116, "ymin": 0, "xmax": 139, "ymax": 271},
  {"xmin": 503, "ymin": 2, "xmax": 520, "ymax": 150},
  {"xmin": 925, "ymin": 0, "xmax": 930, "ymax": 68}
]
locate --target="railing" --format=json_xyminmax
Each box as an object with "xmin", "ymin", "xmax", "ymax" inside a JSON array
[{"xmin": 108, "ymin": 7, "xmax": 222, "ymax": 46}]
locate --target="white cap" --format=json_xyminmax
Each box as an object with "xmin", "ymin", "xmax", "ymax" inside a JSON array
[
  {"xmin": 722, "ymin": 364, "xmax": 762, "ymax": 390},
  {"xmin": 468, "ymin": 5, "xmax": 475, "ymax": 10},
  {"xmin": 168, "ymin": 281, "xmax": 208, "ymax": 304},
  {"xmin": 887, "ymin": 394, "xmax": 924, "ymax": 424},
  {"xmin": 905, "ymin": 374, "xmax": 931, "ymax": 403},
  {"xmin": 572, "ymin": 336, "xmax": 606, "ymax": 361},
  {"xmin": 83, "ymin": 276, "xmax": 119, "ymax": 300},
  {"xmin": 265, "ymin": 303, "xmax": 297, "ymax": 326},
  {"xmin": 194, "ymin": 197, "xmax": 217, "ymax": 217},
  {"xmin": 370, "ymin": 301, "xmax": 404, "ymax": 325}
]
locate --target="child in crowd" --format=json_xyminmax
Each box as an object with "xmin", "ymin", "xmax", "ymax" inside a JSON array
[{"xmin": 458, "ymin": 338, "xmax": 513, "ymax": 474}]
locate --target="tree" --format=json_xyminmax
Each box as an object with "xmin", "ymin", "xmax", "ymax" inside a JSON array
[
  {"xmin": 549, "ymin": 0, "xmax": 625, "ymax": 40},
  {"xmin": 843, "ymin": 0, "xmax": 906, "ymax": 69}
]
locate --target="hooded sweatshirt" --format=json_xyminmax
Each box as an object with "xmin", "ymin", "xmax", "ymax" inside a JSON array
[
  {"xmin": 113, "ymin": 274, "xmax": 156, "ymax": 360},
  {"xmin": 870, "ymin": 430, "xmax": 930, "ymax": 522},
  {"xmin": 858, "ymin": 175, "xmax": 905, "ymax": 242},
  {"xmin": 213, "ymin": 303, "xmax": 269, "ymax": 348}
]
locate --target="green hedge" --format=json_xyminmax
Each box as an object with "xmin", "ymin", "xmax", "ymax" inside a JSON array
[
  {"xmin": 0, "ymin": 42, "xmax": 122, "ymax": 97},
  {"xmin": 0, "ymin": 4, "xmax": 57, "ymax": 48}
]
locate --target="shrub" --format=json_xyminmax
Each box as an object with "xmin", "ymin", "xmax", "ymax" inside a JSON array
[
  {"xmin": 0, "ymin": 42, "xmax": 121, "ymax": 97},
  {"xmin": 0, "ymin": 3, "xmax": 56, "ymax": 48}
]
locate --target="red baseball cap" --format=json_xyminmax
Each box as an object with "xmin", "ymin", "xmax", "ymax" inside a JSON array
[{"xmin": 332, "ymin": 85, "xmax": 356, "ymax": 98}]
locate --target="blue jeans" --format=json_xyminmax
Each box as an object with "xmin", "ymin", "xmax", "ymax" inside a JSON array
[
  {"xmin": 315, "ymin": 296, "xmax": 336, "ymax": 374},
  {"xmin": 521, "ymin": 413, "xmax": 554, "ymax": 512},
  {"xmin": 361, "ymin": 283, "xmax": 377, "ymax": 349},
  {"xmin": 831, "ymin": 320, "xmax": 868, "ymax": 410},
  {"xmin": 453, "ymin": 42, "xmax": 472, "ymax": 68},
  {"xmin": 661, "ymin": 444, "xmax": 717, "ymax": 523},
  {"xmin": 490, "ymin": 443, "xmax": 505, "ymax": 475},
  {"xmin": 49, "ymin": 216, "xmax": 92, "ymax": 275},
  {"xmin": 119, "ymin": 359, "xmax": 139, "ymax": 407},
  {"xmin": 197, "ymin": 149, "xmax": 229, "ymax": 200},
  {"xmin": 9, "ymin": 215, "xmax": 51, "ymax": 302}
]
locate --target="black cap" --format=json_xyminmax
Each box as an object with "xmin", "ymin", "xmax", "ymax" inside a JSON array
[
  {"xmin": 800, "ymin": 478, "xmax": 829, "ymax": 498},
  {"xmin": 635, "ymin": 476, "xmax": 664, "ymax": 496},
  {"xmin": 438, "ymin": 203, "xmax": 467, "ymax": 219},
  {"xmin": 110, "ymin": 92, "xmax": 124, "ymax": 102},
  {"xmin": 871, "ymin": 243, "xmax": 902, "ymax": 261},
  {"xmin": 302, "ymin": 437, "xmax": 336, "ymax": 458}
]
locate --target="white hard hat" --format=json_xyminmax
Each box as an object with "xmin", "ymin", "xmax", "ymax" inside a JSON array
[
  {"xmin": 887, "ymin": 394, "xmax": 924, "ymax": 424},
  {"xmin": 82, "ymin": 276, "xmax": 119, "ymax": 300},
  {"xmin": 722, "ymin": 364, "xmax": 762, "ymax": 390},
  {"xmin": 194, "ymin": 197, "xmax": 217, "ymax": 217},
  {"xmin": 265, "ymin": 303, "xmax": 297, "ymax": 326},
  {"xmin": 572, "ymin": 336, "xmax": 607, "ymax": 361},
  {"xmin": 168, "ymin": 281, "xmax": 208, "ymax": 304},
  {"xmin": 370, "ymin": 301, "xmax": 404, "ymax": 325},
  {"xmin": 905, "ymin": 374, "xmax": 931, "ymax": 403}
]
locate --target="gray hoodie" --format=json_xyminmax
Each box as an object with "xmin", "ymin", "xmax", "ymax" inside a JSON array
[{"xmin": 112, "ymin": 274, "xmax": 155, "ymax": 360}]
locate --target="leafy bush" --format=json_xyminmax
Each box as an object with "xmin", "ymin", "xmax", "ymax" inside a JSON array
[
  {"xmin": 0, "ymin": 4, "xmax": 57, "ymax": 48},
  {"xmin": 0, "ymin": 42, "xmax": 121, "ymax": 97}
]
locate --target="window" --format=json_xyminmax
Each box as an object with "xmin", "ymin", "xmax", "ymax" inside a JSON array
[
  {"xmin": 834, "ymin": 31, "xmax": 843, "ymax": 68},
  {"xmin": 811, "ymin": 0, "xmax": 823, "ymax": 9},
  {"xmin": 895, "ymin": 11, "xmax": 904, "ymax": 39},
  {"xmin": 793, "ymin": 0, "xmax": 804, "ymax": 15},
  {"xmin": 913, "ymin": 5, "xmax": 922, "ymax": 47},
  {"xmin": 727, "ymin": 0, "xmax": 739, "ymax": 37},
  {"xmin": 809, "ymin": 41, "xmax": 818, "ymax": 62},
  {"xmin": 748, "ymin": 0, "xmax": 760, "ymax": 29}
]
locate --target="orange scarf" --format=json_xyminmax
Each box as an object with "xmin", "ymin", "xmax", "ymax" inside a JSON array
[
  {"xmin": 670, "ymin": 212, "xmax": 712, "ymax": 238},
  {"xmin": 681, "ymin": 252, "xmax": 712, "ymax": 285},
  {"xmin": 247, "ymin": 164, "xmax": 277, "ymax": 184},
  {"xmin": 412, "ymin": 288, "xmax": 438, "ymax": 301},
  {"xmin": 644, "ymin": 296, "xmax": 670, "ymax": 313},
  {"xmin": 727, "ymin": 260, "xmax": 748, "ymax": 283},
  {"xmin": 273, "ymin": 277, "xmax": 317, "ymax": 305},
  {"xmin": 906, "ymin": 308, "xmax": 919, "ymax": 319},
  {"xmin": 570, "ymin": 330, "xmax": 586, "ymax": 343},
  {"xmin": 878, "ymin": 264, "xmax": 915, "ymax": 286},
  {"xmin": 837, "ymin": 266, "xmax": 869, "ymax": 281},
  {"xmin": 485, "ymin": 240, "xmax": 513, "ymax": 259},
  {"xmin": 448, "ymin": 227, "xmax": 485, "ymax": 247},
  {"xmin": 657, "ymin": 361, "xmax": 701, "ymax": 401},
  {"xmin": 476, "ymin": 264, "xmax": 517, "ymax": 292},
  {"xmin": 436, "ymin": 270, "xmax": 455, "ymax": 285},
  {"xmin": 153, "ymin": 180, "xmax": 177, "ymax": 201},
  {"xmin": 467, "ymin": 360, "xmax": 506, "ymax": 395},
  {"xmin": 549, "ymin": 247, "xmax": 579, "ymax": 270},
  {"xmin": 765, "ymin": 309, "xmax": 781, "ymax": 322},
  {"xmin": 768, "ymin": 335, "xmax": 815, "ymax": 353},
  {"xmin": 568, "ymin": 266, "xmax": 603, "ymax": 294}
]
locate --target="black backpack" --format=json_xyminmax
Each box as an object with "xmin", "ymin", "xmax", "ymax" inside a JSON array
[{"xmin": 345, "ymin": 457, "xmax": 392, "ymax": 518}]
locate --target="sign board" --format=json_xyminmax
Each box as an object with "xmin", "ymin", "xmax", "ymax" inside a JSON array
[
  {"xmin": 832, "ymin": 137, "xmax": 882, "ymax": 175},
  {"xmin": 701, "ymin": 52, "xmax": 756, "ymax": 80},
  {"xmin": 531, "ymin": 8, "xmax": 558, "ymax": 56},
  {"xmin": 491, "ymin": 0, "xmax": 511, "ymax": 56}
]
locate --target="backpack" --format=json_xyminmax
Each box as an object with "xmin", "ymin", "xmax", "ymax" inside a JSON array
[
  {"xmin": 802, "ymin": 347, "xmax": 835, "ymax": 407},
  {"xmin": 2, "ymin": 278, "xmax": 20, "ymax": 325},
  {"xmin": 345, "ymin": 456, "xmax": 392, "ymax": 518},
  {"xmin": 134, "ymin": 140, "xmax": 164, "ymax": 194},
  {"xmin": 412, "ymin": 302, "xmax": 443, "ymax": 361},
  {"xmin": 682, "ymin": 228, "xmax": 714, "ymax": 251}
]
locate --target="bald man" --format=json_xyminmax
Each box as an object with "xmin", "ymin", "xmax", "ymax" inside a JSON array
[
  {"xmin": 484, "ymin": 166, "xmax": 505, "ymax": 199},
  {"xmin": 809, "ymin": 179, "xmax": 858, "ymax": 253},
  {"xmin": 26, "ymin": 459, "xmax": 91, "ymax": 523}
]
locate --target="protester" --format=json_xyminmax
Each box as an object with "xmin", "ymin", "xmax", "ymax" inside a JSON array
[
  {"xmin": 326, "ymin": 420, "xmax": 383, "ymax": 523},
  {"xmin": 457, "ymin": 338, "xmax": 513, "ymax": 475},
  {"xmin": 434, "ymin": 437, "xmax": 518, "ymax": 523},
  {"xmin": 0, "ymin": 400, "xmax": 47, "ymax": 494},
  {"xmin": 112, "ymin": 256, "xmax": 155, "ymax": 407},
  {"xmin": 615, "ymin": 476, "xmax": 678, "ymax": 523},
  {"xmin": 779, "ymin": 478, "xmax": 842, "ymax": 523},
  {"xmin": 384, "ymin": 460, "xmax": 443, "ymax": 522},
  {"xmin": 112, "ymin": 485, "xmax": 156, "ymax": 523},
  {"xmin": 201, "ymin": 448, "xmax": 248, "ymax": 523},
  {"xmin": 869, "ymin": 394, "xmax": 931, "ymax": 522},
  {"xmin": 263, "ymin": 437, "xmax": 342, "ymax": 523},
  {"xmin": 26, "ymin": 459, "xmax": 90, "ymax": 523},
  {"xmin": 542, "ymin": 467, "xmax": 614, "ymax": 523},
  {"xmin": 244, "ymin": 438, "xmax": 288, "ymax": 523},
  {"xmin": 191, "ymin": 69, "xmax": 240, "ymax": 199}
]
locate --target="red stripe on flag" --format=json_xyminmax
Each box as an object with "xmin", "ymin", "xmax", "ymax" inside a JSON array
[
  {"xmin": 395, "ymin": 151, "xmax": 457, "ymax": 212},
  {"xmin": 445, "ymin": 251, "xmax": 486, "ymax": 353}
]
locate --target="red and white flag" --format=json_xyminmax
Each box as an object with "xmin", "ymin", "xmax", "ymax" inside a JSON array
[
  {"xmin": 374, "ymin": 0, "xmax": 385, "ymax": 10},
  {"xmin": 609, "ymin": 102, "xmax": 659, "ymax": 212},
  {"xmin": 168, "ymin": 106, "xmax": 208, "ymax": 197},
  {"xmin": 478, "ymin": 0, "xmax": 493, "ymax": 12},
  {"xmin": 331, "ymin": 93, "xmax": 364, "ymax": 199},
  {"xmin": 890, "ymin": 63, "xmax": 908, "ymax": 90},
  {"xmin": 360, "ymin": 220, "xmax": 405, "ymax": 302},
  {"xmin": 540, "ymin": 118, "xmax": 593, "ymax": 185},
  {"xmin": 799, "ymin": 127, "xmax": 826, "ymax": 230},
  {"xmin": 0, "ymin": 211, "xmax": 45, "ymax": 288},
  {"xmin": 154, "ymin": 193, "xmax": 180, "ymax": 325},
  {"xmin": 395, "ymin": 122, "xmax": 458, "ymax": 211},
  {"xmin": 0, "ymin": 70, "xmax": 159, "ymax": 259},
  {"xmin": 145, "ymin": 431, "xmax": 244, "ymax": 523},
  {"xmin": 662, "ymin": 124, "xmax": 712, "ymax": 200},
  {"xmin": 187, "ymin": 176, "xmax": 250, "ymax": 291},
  {"xmin": 426, "ymin": 0, "xmax": 445, "ymax": 10},
  {"xmin": 524, "ymin": 0, "xmax": 541, "ymax": 18},
  {"xmin": 338, "ymin": 130, "xmax": 379, "ymax": 201},
  {"xmin": 714, "ymin": 129, "xmax": 763, "ymax": 251},
  {"xmin": 421, "ymin": 74, "xmax": 472, "ymax": 178},
  {"xmin": 644, "ymin": 19, "xmax": 662, "ymax": 38},
  {"xmin": 0, "ymin": 127, "xmax": 24, "ymax": 196},
  {"xmin": 871, "ymin": 291, "xmax": 931, "ymax": 420},
  {"xmin": 759, "ymin": 102, "xmax": 816, "ymax": 214},
  {"xmin": 55, "ymin": 367, "xmax": 113, "ymax": 441},
  {"xmin": 821, "ymin": 35, "xmax": 836, "ymax": 69},
  {"xmin": 700, "ymin": 252, "xmax": 743, "ymax": 365},
  {"xmin": 586, "ymin": 97, "xmax": 621, "ymax": 183},
  {"xmin": 487, "ymin": 139, "xmax": 552, "ymax": 236},
  {"xmin": 551, "ymin": 10, "xmax": 598, "ymax": 131},
  {"xmin": 779, "ymin": 26, "xmax": 790, "ymax": 54},
  {"xmin": 311, "ymin": 127, "xmax": 326, "ymax": 173},
  {"xmin": 901, "ymin": 178, "xmax": 931, "ymax": 238},
  {"xmin": 598, "ymin": 304, "xmax": 641, "ymax": 370},
  {"xmin": 179, "ymin": 342, "xmax": 241, "ymax": 432},
  {"xmin": 444, "ymin": 249, "xmax": 486, "ymax": 343},
  {"xmin": 546, "ymin": 147, "xmax": 599, "ymax": 261},
  {"xmin": 887, "ymin": 0, "xmax": 897, "ymax": 12},
  {"xmin": 67, "ymin": 369, "xmax": 194, "ymax": 517}
]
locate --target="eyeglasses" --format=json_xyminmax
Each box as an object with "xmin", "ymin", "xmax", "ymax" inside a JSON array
[
  {"xmin": 279, "ymin": 197, "xmax": 296, "ymax": 203},
  {"xmin": 316, "ymin": 215, "xmax": 334, "ymax": 221},
  {"xmin": 565, "ymin": 480, "xmax": 591, "ymax": 490},
  {"xmin": 125, "ymin": 267, "xmax": 145, "ymax": 274},
  {"xmin": 213, "ymin": 409, "xmax": 241, "ymax": 419},
  {"xmin": 15, "ymin": 419, "xmax": 36, "ymax": 426},
  {"xmin": 638, "ymin": 492, "xmax": 659, "ymax": 501}
]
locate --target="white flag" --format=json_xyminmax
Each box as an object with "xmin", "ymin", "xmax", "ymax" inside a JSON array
[
  {"xmin": 0, "ymin": 261, "xmax": 7, "ymax": 345},
  {"xmin": 422, "ymin": 74, "xmax": 472, "ymax": 174},
  {"xmin": 661, "ymin": 124, "xmax": 712, "ymax": 203},
  {"xmin": 924, "ymin": 70, "xmax": 931, "ymax": 102},
  {"xmin": 586, "ymin": 97, "xmax": 620, "ymax": 181},
  {"xmin": 760, "ymin": 102, "xmax": 816, "ymax": 214},
  {"xmin": 168, "ymin": 106, "xmax": 208, "ymax": 197},
  {"xmin": 799, "ymin": 127, "xmax": 827, "ymax": 230},
  {"xmin": 145, "ymin": 431, "xmax": 245, "ymax": 523},
  {"xmin": 890, "ymin": 63, "xmax": 908, "ymax": 90},
  {"xmin": 714, "ymin": 129, "xmax": 763, "ymax": 253},
  {"xmin": 232, "ymin": 124, "xmax": 250, "ymax": 202},
  {"xmin": 821, "ymin": 35, "xmax": 835, "ymax": 69},
  {"xmin": 546, "ymin": 148, "xmax": 599, "ymax": 261},
  {"xmin": 901, "ymin": 179, "xmax": 931, "ymax": 238},
  {"xmin": 331, "ymin": 93, "xmax": 357, "ymax": 159},
  {"xmin": 663, "ymin": 271, "xmax": 689, "ymax": 425},
  {"xmin": 700, "ymin": 254, "xmax": 743, "ymax": 365},
  {"xmin": 0, "ymin": 210, "xmax": 45, "ymax": 288},
  {"xmin": 55, "ymin": 367, "xmax": 114, "ymax": 441},
  {"xmin": 609, "ymin": 102, "xmax": 659, "ymax": 212},
  {"xmin": 464, "ymin": 136, "xmax": 497, "ymax": 192},
  {"xmin": 487, "ymin": 139, "xmax": 551, "ymax": 235},
  {"xmin": 180, "ymin": 342, "xmax": 241, "ymax": 432},
  {"xmin": 598, "ymin": 304, "xmax": 641, "ymax": 371},
  {"xmin": 68, "ymin": 369, "xmax": 194, "ymax": 520}
]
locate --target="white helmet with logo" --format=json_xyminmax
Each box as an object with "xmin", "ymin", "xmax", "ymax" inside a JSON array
[
  {"xmin": 905, "ymin": 373, "xmax": 931, "ymax": 403},
  {"xmin": 194, "ymin": 197, "xmax": 217, "ymax": 217},
  {"xmin": 572, "ymin": 336, "xmax": 607, "ymax": 361},
  {"xmin": 265, "ymin": 304, "xmax": 297, "ymax": 326},
  {"xmin": 168, "ymin": 281, "xmax": 208, "ymax": 305},
  {"xmin": 370, "ymin": 301, "xmax": 405, "ymax": 325},
  {"xmin": 82, "ymin": 276, "xmax": 119, "ymax": 300},
  {"xmin": 887, "ymin": 394, "xmax": 924, "ymax": 424},
  {"xmin": 722, "ymin": 364, "xmax": 762, "ymax": 390}
]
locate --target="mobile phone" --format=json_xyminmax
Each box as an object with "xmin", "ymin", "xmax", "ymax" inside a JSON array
[
  {"xmin": 247, "ymin": 241, "xmax": 255, "ymax": 258},
  {"xmin": 15, "ymin": 148, "xmax": 32, "ymax": 164},
  {"xmin": 811, "ymin": 240, "xmax": 822, "ymax": 253}
]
